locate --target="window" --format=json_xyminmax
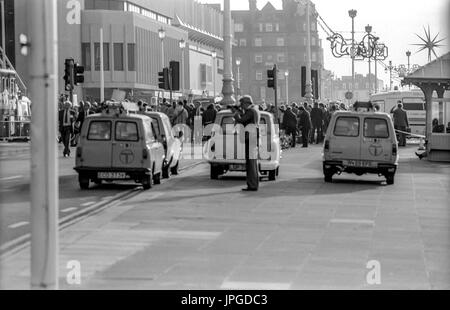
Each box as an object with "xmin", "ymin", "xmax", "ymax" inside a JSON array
[
  {"xmin": 303, "ymin": 37, "xmax": 307, "ymax": 46},
  {"xmin": 115, "ymin": 121, "xmax": 139, "ymax": 141},
  {"xmin": 265, "ymin": 23, "xmax": 273, "ymax": 32},
  {"xmin": 87, "ymin": 121, "xmax": 111, "ymax": 140},
  {"xmin": 94, "ymin": 43, "xmax": 109, "ymax": 71},
  {"xmin": 235, "ymin": 23, "xmax": 244, "ymax": 32},
  {"xmin": 81, "ymin": 43, "xmax": 91, "ymax": 71},
  {"xmin": 239, "ymin": 38, "xmax": 247, "ymax": 47},
  {"xmin": 312, "ymin": 52, "xmax": 317, "ymax": 62},
  {"xmin": 113, "ymin": 43, "xmax": 123, "ymax": 71},
  {"xmin": 312, "ymin": 37, "xmax": 316, "ymax": 46},
  {"xmin": 221, "ymin": 116, "xmax": 236, "ymax": 134},
  {"xmin": 142, "ymin": 9, "xmax": 157, "ymax": 20},
  {"xmin": 258, "ymin": 23, "xmax": 263, "ymax": 32},
  {"xmin": 364, "ymin": 118, "xmax": 389, "ymax": 138},
  {"xmin": 127, "ymin": 3, "xmax": 140, "ymax": 14},
  {"xmin": 254, "ymin": 38, "xmax": 262, "ymax": 47},
  {"xmin": 403, "ymin": 102, "xmax": 425, "ymax": 111},
  {"xmin": 255, "ymin": 54, "xmax": 263, "ymax": 63},
  {"xmin": 311, "ymin": 22, "xmax": 316, "ymax": 31},
  {"xmin": 334, "ymin": 117, "xmax": 360, "ymax": 137},
  {"xmin": 276, "ymin": 37, "xmax": 284, "ymax": 46},
  {"xmin": 303, "ymin": 23, "xmax": 306, "ymax": 31},
  {"xmin": 342, "ymin": 83, "xmax": 346, "ymax": 89},
  {"xmin": 256, "ymin": 71, "xmax": 263, "ymax": 81},
  {"xmin": 143, "ymin": 119, "xmax": 156, "ymax": 142},
  {"xmin": 275, "ymin": 23, "xmax": 279, "ymax": 32},
  {"xmin": 127, "ymin": 43, "xmax": 135, "ymax": 71}
]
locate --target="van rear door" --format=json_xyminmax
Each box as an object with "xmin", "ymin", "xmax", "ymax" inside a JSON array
[
  {"xmin": 111, "ymin": 120, "xmax": 142, "ymax": 168},
  {"xmin": 329, "ymin": 115, "xmax": 361, "ymax": 161},
  {"xmin": 360, "ymin": 116, "xmax": 393, "ymax": 163},
  {"xmin": 82, "ymin": 119, "xmax": 112, "ymax": 168}
]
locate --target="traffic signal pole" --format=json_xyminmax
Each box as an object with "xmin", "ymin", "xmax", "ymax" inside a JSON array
[{"xmin": 28, "ymin": 0, "xmax": 59, "ymax": 289}]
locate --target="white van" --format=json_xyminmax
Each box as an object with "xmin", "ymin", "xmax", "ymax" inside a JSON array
[{"xmin": 323, "ymin": 102, "xmax": 399, "ymax": 184}]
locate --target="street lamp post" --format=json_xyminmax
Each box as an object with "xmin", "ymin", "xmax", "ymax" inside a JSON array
[
  {"xmin": 304, "ymin": 0, "xmax": 313, "ymax": 104},
  {"xmin": 158, "ymin": 27, "xmax": 165, "ymax": 68},
  {"xmin": 349, "ymin": 9, "xmax": 357, "ymax": 97},
  {"xmin": 179, "ymin": 39, "xmax": 186, "ymax": 95},
  {"xmin": 365, "ymin": 24, "xmax": 372, "ymax": 94},
  {"xmin": 406, "ymin": 50, "xmax": 411, "ymax": 72},
  {"xmin": 284, "ymin": 70, "xmax": 289, "ymax": 104},
  {"xmin": 211, "ymin": 50, "xmax": 217, "ymax": 98},
  {"xmin": 236, "ymin": 58, "xmax": 241, "ymax": 98},
  {"xmin": 220, "ymin": 0, "xmax": 235, "ymax": 105}
]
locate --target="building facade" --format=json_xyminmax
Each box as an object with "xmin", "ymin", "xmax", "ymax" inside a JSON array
[
  {"xmin": 232, "ymin": 0, "xmax": 324, "ymax": 104},
  {"xmin": 8, "ymin": 0, "xmax": 227, "ymax": 104},
  {"xmin": 326, "ymin": 73, "xmax": 385, "ymax": 102}
]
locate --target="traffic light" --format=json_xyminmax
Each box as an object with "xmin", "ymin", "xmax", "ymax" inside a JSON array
[
  {"xmin": 74, "ymin": 63, "xmax": 85, "ymax": 85},
  {"xmin": 267, "ymin": 66, "xmax": 277, "ymax": 89},
  {"xmin": 170, "ymin": 61, "xmax": 180, "ymax": 91},
  {"xmin": 158, "ymin": 67, "xmax": 170, "ymax": 90},
  {"xmin": 64, "ymin": 58, "xmax": 74, "ymax": 92}
]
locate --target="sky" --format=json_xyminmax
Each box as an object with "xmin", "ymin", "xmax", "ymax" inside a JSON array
[{"xmin": 199, "ymin": 0, "xmax": 450, "ymax": 89}]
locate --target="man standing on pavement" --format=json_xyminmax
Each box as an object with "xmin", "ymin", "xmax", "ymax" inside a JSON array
[
  {"xmin": 298, "ymin": 105, "xmax": 312, "ymax": 148},
  {"xmin": 234, "ymin": 95, "xmax": 260, "ymax": 192},
  {"xmin": 282, "ymin": 106, "xmax": 298, "ymax": 148},
  {"xmin": 310, "ymin": 102, "xmax": 323, "ymax": 144},
  {"xmin": 392, "ymin": 101, "xmax": 409, "ymax": 147},
  {"xmin": 58, "ymin": 100, "xmax": 76, "ymax": 157}
]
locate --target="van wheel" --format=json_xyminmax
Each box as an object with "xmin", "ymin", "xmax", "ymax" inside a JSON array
[
  {"xmin": 170, "ymin": 160, "xmax": 179, "ymax": 175},
  {"xmin": 210, "ymin": 165, "xmax": 219, "ymax": 180},
  {"xmin": 268, "ymin": 169, "xmax": 276, "ymax": 181},
  {"xmin": 142, "ymin": 175, "xmax": 152, "ymax": 189},
  {"xmin": 79, "ymin": 174, "xmax": 90, "ymax": 189},
  {"xmin": 324, "ymin": 171, "xmax": 333, "ymax": 183},
  {"xmin": 386, "ymin": 173, "xmax": 395, "ymax": 185},
  {"xmin": 162, "ymin": 163, "xmax": 170, "ymax": 179},
  {"xmin": 153, "ymin": 172, "xmax": 161, "ymax": 185}
]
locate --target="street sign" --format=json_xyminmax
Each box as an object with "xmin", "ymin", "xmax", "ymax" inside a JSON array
[{"xmin": 345, "ymin": 91, "xmax": 353, "ymax": 100}]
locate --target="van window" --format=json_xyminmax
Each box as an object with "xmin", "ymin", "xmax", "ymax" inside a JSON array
[
  {"xmin": 150, "ymin": 117, "xmax": 161, "ymax": 137},
  {"xmin": 221, "ymin": 116, "xmax": 235, "ymax": 134},
  {"xmin": 364, "ymin": 118, "xmax": 389, "ymax": 138},
  {"xmin": 87, "ymin": 121, "xmax": 111, "ymax": 140},
  {"xmin": 403, "ymin": 102, "xmax": 424, "ymax": 111},
  {"xmin": 162, "ymin": 117, "xmax": 174, "ymax": 138},
  {"xmin": 143, "ymin": 119, "xmax": 155, "ymax": 142},
  {"xmin": 115, "ymin": 121, "xmax": 139, "ymax": 141},
  {"xmin": 334, "ymin": 117, "xmax": 360, "ymax": 137},
  {"xmin": 260, "ymin": 116, "xmax": 270, "ymax": 136}
]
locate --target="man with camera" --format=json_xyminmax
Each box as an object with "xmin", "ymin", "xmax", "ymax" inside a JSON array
[{"xmin": 232, "ymin": 95, "xmax": 261, "ymax": 192}]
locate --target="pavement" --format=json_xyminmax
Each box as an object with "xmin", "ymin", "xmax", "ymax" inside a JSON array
[{"xmin": 1, "ymin": 144, "xmax": 449, "ymax": 290}]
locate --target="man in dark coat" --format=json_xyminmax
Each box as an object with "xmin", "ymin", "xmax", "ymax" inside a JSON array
[
  {"xmin": 392, "ymin": 102, "xmax": 409, "ymax": 146},
  {"xmin": 234, "ymin": 95, "xmax": 260, "ymax": 191},
  {"xmin": 282, "ymin": 106, "xmax": 298, "ymax": 147},
  {"xmin": 202, "ymin": 103, "xmax": 217, "ymax": 127},
  {"xmin": 298, "ymin": 106, "xmax": 312, "ymax": 148},
  {"xmin": 58, "ymin": 100, "xmax": 76, "ymax": 157},
  {"xmin": 310, "ymin": 102, "xmax": 323, "ymax": 144}
]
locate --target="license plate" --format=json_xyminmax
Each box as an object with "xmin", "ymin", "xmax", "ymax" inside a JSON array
[
  {"xmin": 344, "ymin": 160, "xmax": 372, "ymax": 167},
  {"xmin": 97, "ymin": 172, "xmax": 128, "ymax": 179},
  {"xmin": 230, "ymin": 164, "xmax": 246, "ymax": 171}
]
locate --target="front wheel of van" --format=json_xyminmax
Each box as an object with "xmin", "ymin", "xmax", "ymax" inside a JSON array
[
  {"xmin": 210, "ymin": 165, "xmax": 219, "ymax": 180},
  {"xmin": 142, "ymin": 175, "xmax": 152, "ymax": 190},
  {"xmin": 170, "ymin": 160, "xmax": 179, "ymax": 175},
  {"xmin": 153, "ymin": 172, "xmax": 161, "ymax": 185},
  {"xmin": 162, "ymin": 163, "xmax": 170, "ymax": 179},
  {"xmin": 324, "ymin": 170, "xmax": 333, "ymax": 183},
  {"xmin": 386, "ymin": 173, "xmax": 395, "ymax": 185},
  {"xmin": 79, "ymin": 174, "xmax": 90, "ymax": 189}
]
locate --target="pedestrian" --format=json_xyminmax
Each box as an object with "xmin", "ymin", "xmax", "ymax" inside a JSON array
[
  {"xmin": 173, "ymin": 101, "xmax": 188, "ymax": 125},
  {"xmin": 392, "ymin": 101, "xmax": 409, "ymax": 147},
  {"xmin": 310, "ymin": 102, "xmax": 323, "ymax": 144},
  {"xmin": 234, "ymin": 95, "xmax": 260, "ymax": 191},
  {"xmin": 298, "ymin": 105, "xmax": 312, "ymax": 148},
  {"xmin": 278, "ymin": 105, "xmax": 286, "ymax": 129},
  {"xmin": 167, "ymin": 102, "xmax": 176, "ymax": 124},
  {"xmin": 282, "ymin": 106, "xmax": 298, "ymax": 147},
  {"xmin": 73, "ymin": 101, "xmax": 94, "ymax": 146},
  {"xmin": 58, "ymin": 100, "xmax": 76, "ymax": 157},
  {"xmin": 202, "ymin": 103, "xmax": 217, "ymax": 127}
]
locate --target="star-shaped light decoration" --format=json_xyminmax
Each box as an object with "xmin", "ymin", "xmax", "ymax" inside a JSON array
[{"xmin": 413, "ymin": 25, "xmax": 445, "ymax": 62}]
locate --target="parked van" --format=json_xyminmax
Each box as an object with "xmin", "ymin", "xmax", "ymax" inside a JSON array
[
  {"xmin": 204, "ymin": 109, "xmax": 281, "ymax": 180},
  {"xmin": 74, "ymin": 103, "xmax": 165, "ymax": 190},
  {"xmin": 323, "ymin": 102, "xmax": 399, "ymax": 184}
]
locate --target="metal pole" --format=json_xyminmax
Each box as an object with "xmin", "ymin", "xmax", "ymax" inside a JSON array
[
  {"xmin": 374, "ymin": 57, "xmax": 378, "ymax": 93},
  {"xmin": 28, "ymin": 0, "xmax": 59, "ymax": 289},
  {"xmin": 285, "ymin": 74, "xmax": 289, "ymax": 104},
  {"xmin": 351, "ymin": 17, "xmax": 355, "ymax": 95},
  {"xmin": 181, "ymin": 47, "xmax": 185, "ymax": 95},
  {"xmin": 161, "ymin": 39, "xmax": 164, "ymax": 68},
  {"xmin": 220, "ymin": 0, "xmax": 235, "ymax": 105},
  {"xmin": 389, "ymin": 61, "xmax": 392, "ymax": 91},
  {"xmin": 237, "ymin": 65, "xmax": 240, "ymax": 97},
  {"xmin": 368, "ymin": 57, "xmax": 371, "ymax": 95},
  {"xmin": 100, "ymin": 28, "xmax": 104, "ymax": 103},
  {"xmin": 213, "ymin": 57, "xmax": 216, "ymax": 97},
  {"xmin": 304, "ymin": 0, "xmax": 313, "ymax": 104},
  {"xmin": 1, "ymin": 0, "xmax": 5, "ymax": 69}
]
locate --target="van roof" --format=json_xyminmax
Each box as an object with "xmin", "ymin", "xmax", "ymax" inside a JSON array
[
  {"xmin": 333, "ymin": 111, "xmax": 391, "ymax": 118},
  {"xmin": 88, "ymin": 112, "xmax": 150, "ymax": 121}
]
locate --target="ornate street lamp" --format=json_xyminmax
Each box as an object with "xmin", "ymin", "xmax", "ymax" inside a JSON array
[
  {"xmin": 211, "ymin": 50, "xmax": 217, "ymax": 97},
  {"xmin": 349, "ymin": 9, "xmax": 357, "ymax": 94},
  {"xmin": 179, "ymin": 39, "xmax": 186, "ymax": 95},
  {"xmin": 284, "ymin": 70, "xmax": 289, "ymax": 104},
  {"xmin": 235, "ymin": 58, "xmax": 241, "ymax": 97}
]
